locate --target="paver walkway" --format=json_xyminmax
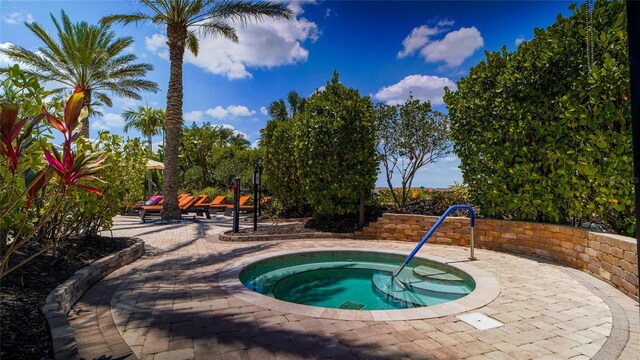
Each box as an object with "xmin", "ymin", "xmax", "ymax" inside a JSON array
[{"xmin": 68, "ymin": 216, "xmax": 640, "ymax": 360}]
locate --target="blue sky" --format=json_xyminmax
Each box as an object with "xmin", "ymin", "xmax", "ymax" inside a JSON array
[{"xmin": 0, "ymin": 0, "xmax": 572, "ymax": 188}]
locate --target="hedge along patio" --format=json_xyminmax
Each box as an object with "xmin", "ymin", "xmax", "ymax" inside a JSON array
[{"xmin": 355, "ymin": 214, "xmax": 638, "ymax": 301}]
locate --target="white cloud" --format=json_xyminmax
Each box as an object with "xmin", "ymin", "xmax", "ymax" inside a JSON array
[
  {"xmin": 114, "ymin": 97, "xmax": 141, "ymax": 108},
  {"xmin": 206, "ymin": 106, "xmax": 228, "ymax": 119},
  {"xmin": 207, "ymin": 105, "xmax": 255, "ymax": 119},
  {"xmin": 145, "ymin": 34, "xmax": 169, "ymax": 59},
  {"xmin": 284, "ymin": 0, "xmax": 317, "ymax": 16},
  {"xmin": 420, "ymin": 27, "xmax": 483, "ymax": 67},
  {"xmin": 103, "ymin": 112, "xmax": 125, "ymax": 128},
  {"xmin": 2, "ymin": 11, "xmax": 33, "ymax": 25},
  {"xmin": 145, "ymin": 2, "xmax": 319, "ymax": 80},
  {"xmin": 324, "ymin": 8, "xmax": 333, "ymax": 19},
  {"xmin": 397, "ymin": 25, "xmax": 441, "ymax": 59},
  {"xmin": 436, "ymin": 19, "xmax": 455, "ymax": 26},
  {"xmin": 93, "ymin": 121, "xmax": 110, "ymax": 132},
  {"xmin": 515, "ymin": 36, "xmax": 525, "ymax": 46},
  {"xmin": 398, "ymin": 21, "xmax": 483, "ymax": 67},
  {"xmin": 443, "ymin": 155, "xmax": 458, "ymax": 162},
  {"xmin": 92, "ymin": 110, "xmax": 125, "ymax": 131},
  {"xmin": 227, "ymin": 105, "xmax": 255, "ymax": 117},
  {"xmin": 374, "ymin": 75, "xmax": 456, "ymax": 106},
  {"xmin": 184, "ymin": 110, "xmax": 204, "ymax": 121},
  {"xmin": 260, "ymin": 106, "xmax": 268, "ymax": 115},
  {"xmin": 0, "ymin": 43, "xmax": 16, "ymax": 68}
]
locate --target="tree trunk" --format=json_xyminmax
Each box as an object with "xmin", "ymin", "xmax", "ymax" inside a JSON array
[
  {"xmin": 80, "ymin": 90, "xmax": 91, "ymax": 139},
  {"xmin": 147, "ymin": 133, "xmax": 153, "ymax": 197},
  {"xmin": 161, "ymin": 26, "xmax": 186, "ymax": 220}
]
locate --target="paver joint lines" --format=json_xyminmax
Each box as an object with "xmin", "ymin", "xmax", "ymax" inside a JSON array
[{"xmin": 65, "ymin": 216, "xmax": 639, "ymax": 360}]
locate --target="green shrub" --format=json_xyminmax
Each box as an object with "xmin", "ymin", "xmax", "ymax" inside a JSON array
[
  {"xmin": 295, "ymin": 71, "xmax": 379, "ymax": 217},
  {"xmin": 388, "ymin": 185, "xmax": 471, "ymax": 217},
  {"xmin": 261, "ymin": 116, "xmax": 308, "ymax": 215},
  {"xmin": 443, "ymin": 1, "xmax": 633, "ymax": 234}
]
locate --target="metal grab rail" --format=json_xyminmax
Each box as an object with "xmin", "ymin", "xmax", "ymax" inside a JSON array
[{"xmin": 392, "ymin": 205, "xmax": 476, "ymax": 280}]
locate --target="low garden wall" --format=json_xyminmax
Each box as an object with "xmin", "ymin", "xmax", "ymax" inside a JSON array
[
  {"xmin": 355, "ymin": 213, "xmax": 638, "ymax": 301},
  {"xmin": 219, "ymin": 231, "xmax": 354, "ymax": 242},
  {"xmin": 42, "ymin": 239, "xmax": 145, "ymax": 360}
]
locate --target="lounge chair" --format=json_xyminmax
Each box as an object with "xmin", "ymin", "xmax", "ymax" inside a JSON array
[
  {"xmin": 222, "ymin": 196, "xmax": 251, "ymax": 216},
  {"xmin": 140, "ymin": 195, "xmax": 209, "ymax": 222},
  {"xmin": 131, "ymin": 193, "xmax": 189, "ymax": 211},
  {"xmin": 202, "ymin": 196, "xmax": 228, "ymax": 213},
  {"xmin": 235, "ymin": 196, "xmax": 272, "ymax": 213},
  {"xmin": 131, "ymin": 195, "xmax": 163, "ymax": 210}
]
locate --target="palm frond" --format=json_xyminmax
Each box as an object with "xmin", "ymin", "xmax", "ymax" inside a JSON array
[
  {"xmin": 100, "ymin": 13, "xmax": 152, "ymax": 26},
  {"xmin": 186, "ymin": 30, "xmax": 199, "ymax": 55},
  {"xmin": 193, "ymin": 19, "xmax": 238, "ymax": 42}
]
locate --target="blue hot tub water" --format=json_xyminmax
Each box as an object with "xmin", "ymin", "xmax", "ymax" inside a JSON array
[{"xmin": 240, "ymin": 251, "xmax": 475, "ymax": 310}]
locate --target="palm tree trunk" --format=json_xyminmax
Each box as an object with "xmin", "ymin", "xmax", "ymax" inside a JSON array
[
  {"xmin": 147, "ymin": 133, "xmax": 153, "ymax": 197},
  {"xmin": 161, "ymin": 26, "xmax": 187, "ymax": 220},
  {"xmin": 81, "ymin": 90, "xmax": 91, "ymax": 139}
]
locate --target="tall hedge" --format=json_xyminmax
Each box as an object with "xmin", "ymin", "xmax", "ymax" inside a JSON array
[
  {"xmin": 295, "ymin": 71, "xmax": 379, "ymax": 217},
  {"xmin": 444, "ymin": 1, "xmax": 633, "ymax": 234},
  {"xmin": 261, "ymin": 117, "xmax": 308, "ymax": 215}
]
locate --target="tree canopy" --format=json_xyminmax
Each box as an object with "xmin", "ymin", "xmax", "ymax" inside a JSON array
[{"xmin": 444, "ymin": 1, "xmax": 633, "ymax": 234}]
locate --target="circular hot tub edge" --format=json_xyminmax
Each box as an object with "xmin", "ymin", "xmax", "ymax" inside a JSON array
[{"xmin": 218, "ymin": 248, "xmax": 501, "ymax": 321}]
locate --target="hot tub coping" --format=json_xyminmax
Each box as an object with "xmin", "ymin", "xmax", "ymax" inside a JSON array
[{"xmin": 218, "ymin": 248, "xmax": 500, "ymax": 321}]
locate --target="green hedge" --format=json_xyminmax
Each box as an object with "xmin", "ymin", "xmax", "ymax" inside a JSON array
[{"xmin": 444, "ymin": 1, "xmax": 633, "ymax": 234}]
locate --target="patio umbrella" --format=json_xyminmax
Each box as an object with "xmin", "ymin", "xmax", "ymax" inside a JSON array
[
  {"xmin": 145, "ymin": 160, "xmax": 164, "ymax": 196},
  {"xmin": 146, "ymin": 159, "xmax": 165, "ymax": 170}
]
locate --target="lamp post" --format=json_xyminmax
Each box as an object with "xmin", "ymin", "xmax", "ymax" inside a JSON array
[
  {"xmin": 253, "ymin": 158, "xmax": 262, "ymax": 231},
  {"xmin": 232, "ymin": 177, "xmax": 240, "ymax": 233}
]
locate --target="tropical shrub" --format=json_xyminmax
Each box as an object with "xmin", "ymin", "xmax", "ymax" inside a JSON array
[
  {"xmin": 41, "ymin": 133, "xmax": 147, "ymax": 241},
  {"xmin": 0, "ymin": 79, "xmax": 106, "ymax": 277},
  {"xmin": 386, "ymin": 184, "xmax": 472, "ymax": 216},
  {"xmin": 295, "ymin": 71, "xmax": 379, "ymax": 217},
  {"xmin": 444, "ymin": 1, "xmax": 633, "ymax": 234},
  {"xmin": 261, "ymin": 115, "xmax": 308, "ymax": 215}
]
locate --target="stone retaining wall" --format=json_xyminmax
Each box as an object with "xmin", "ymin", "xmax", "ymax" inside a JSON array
[
  {"xmin": 355, "ymin": 214, "xmax": 638, "ymax": 301},
  {"xmin": 219, "ymin": 231, "xmax": 354, "ymax": 242},
  {"xmin": 42, "ymin": 239, "xmax": 145, "ymax": 360}
]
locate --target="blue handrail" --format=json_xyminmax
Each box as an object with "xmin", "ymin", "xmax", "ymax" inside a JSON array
[{"xmin": 392, "ymin": 205, "xmax": 476, "ymax": 279}]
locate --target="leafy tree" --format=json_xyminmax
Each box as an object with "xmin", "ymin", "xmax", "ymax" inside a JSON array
[
  {"xmin": 181, "ymin": 123, "xmax": 250, "ymax": 189},
  {"xmin": 444, "ymin": 1, "xmax": 633, "ymax": 234},
  {"xmin": 1, "ymin": 10, "xmax": 158, "ymax": 138},
  {"xmin": 260, "ymin": 91, "xmax": 308, "ymax": 215},
  {"xmin": 376, "ymin": 96, "xmax": 451, "ymax": 209},
  {"xmin": 101, "ymin": 0, "xmax": 292, "ymax": 220},
  {"xmin": 295, "ymin": 71, "xmax": 379, "ymax": 217}
]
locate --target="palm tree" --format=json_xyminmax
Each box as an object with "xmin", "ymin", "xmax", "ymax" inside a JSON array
[
  {"xmin": 123, "ymin": 106, "xmax": 166, "ymax": 151},
  {"xmin": 0, "ymin": 10, "xmax": 159, "ymax": 138},
  {"xmin": 267, "ymin": 91, "xmax": 306, "ymax": 121},
  {"xmin": 123, "ymin": 106, "xmax": 166, "ymax": 196},
  {"xmin": 101, "ymin": 1, "xmax": 292, "ymax": 220}
]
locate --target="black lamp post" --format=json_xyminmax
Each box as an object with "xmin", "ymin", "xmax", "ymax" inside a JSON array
[{"xmin": 253, "ymin": 158, "xmax": 262, "ymax": 231}]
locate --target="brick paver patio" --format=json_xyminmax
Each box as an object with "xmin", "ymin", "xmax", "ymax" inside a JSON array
[{"xmin": 67, "ymin": 216, "xmax": 640, "ymax": 359}]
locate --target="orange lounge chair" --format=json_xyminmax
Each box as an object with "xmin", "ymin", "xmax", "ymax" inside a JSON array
[
  {"xmin": 206, "ymin": 196, "xmax": 231, "ymax": 213},
  {"xmin": 222, "ymin": 196, "xmax": 250, "ymax": 216},
  {"xmin": 140, "ymin": 195, "xmax": 208, "ymax": 222},
  {"xmin": 131, "ymin": 193, "xmax": 189, "ymax": 210},
  {"xmin": 235, "ymin": 196, "xmax": 272, "ymax": 213}
]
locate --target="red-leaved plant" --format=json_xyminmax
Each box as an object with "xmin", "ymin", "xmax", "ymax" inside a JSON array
[
  {"xmin": 0, "ymin": 86, "xmax": 105, "ymax": 277},
  {"xmin": 42, "ymin": 86, "xmax": 105, "ymax": 196}
]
